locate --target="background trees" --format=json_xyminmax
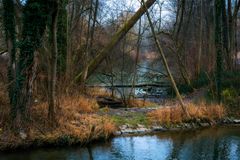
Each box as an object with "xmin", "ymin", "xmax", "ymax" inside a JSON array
[{"xmin": 0, "ymin": 0, "xmax": 240, "ymax": 128}]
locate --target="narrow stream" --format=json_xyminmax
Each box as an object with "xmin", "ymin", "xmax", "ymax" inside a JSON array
[{"xmin": 1, "ymin": 126, "xmax": 240, "ymax": 160}]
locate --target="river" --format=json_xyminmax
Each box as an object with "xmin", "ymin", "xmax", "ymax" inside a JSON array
[{"xmin": 1, "ymin": 126, "xmax": 240, "ymax": 160}]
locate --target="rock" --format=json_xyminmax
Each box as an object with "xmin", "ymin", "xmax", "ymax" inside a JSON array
[
  {"xmin": 116, "ymin": 113, "xmax": 122, "ymax": 116},
  {"xmin": 19, "ymin": 131, "xmax": 27, "ymax": 140},
  {"xmin": 126, "ymin": 124, "xmax": 133, "ymax": 128},
  {"xmin": 176, "ymin": 125, "xmax": 181, "ymax": 128},
  {"xmin": 137, "ymin": 124, "xmax": 145, "ymax": 128},
  {"xmin": 233, "ymin": 119, "xmax": 240, "ymax": 124},
  {"xmin": 223, "ymin": 117, "xmax": 233, "ymax": 124},
  {"xmin": 191, "ymin": 123, "xmax": 198, "ymax": 128},
  {"xmin": 136, "ymin": 128, "xmax": 150, "ymax": 133},
  {"xmin": 200, "ymin": 123, "xmax": 210, "ymax": 127},
  {"xmin": 224, "ymin": 117, "xmax": 238, "ymax": 124},
  {"xmin": 183, "ymin": 123, "xmax": 191, "ymax": 129},
  {"xmin": 152, "ymin": 126, "xmax": 165, "ymax": 131},
  {"xmin": 119, "ymin": 125, "xmax": 128, "ymax": 130},
  {"xmin": 114, "ymin": 131, "xmax": 122, "ymax": 136},
  {"xmin": 196, "ymin": 118, "xmax": 201, "ymax": 123},
  {"xmin": 121, "ymin": 129, "xmax": 136, "ymax": 134}
]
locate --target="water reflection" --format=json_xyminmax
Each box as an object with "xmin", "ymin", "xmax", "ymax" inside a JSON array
[{"xmin": 1, "ymin": 127, "xmax": 240, "ymax": 160}]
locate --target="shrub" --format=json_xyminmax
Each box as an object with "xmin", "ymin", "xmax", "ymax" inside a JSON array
[{"xmin": 222, "ymin": 88, "xmax": 239, "ymax": 109}]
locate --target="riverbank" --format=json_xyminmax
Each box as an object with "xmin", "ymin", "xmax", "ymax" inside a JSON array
[
  {"xmin": 1, "ymin": 104, "xmax": 239, "ymax": 152},
  {"xmin": 104, "ymin": 103, "xmax": 240, "ymax": 136},
  {"xmin": 0, "ymin": 87, "xmax": 239, "ymax": 152},
  {"xmin": 1, "ymin": 126, "xmax": 240, "ymax": 160},
  {"xmin": 0, "ymin": 95, "xmax": 116, "ymax": 152},
  {"xmin": 115, "ymin": 118, "xmax": 240, "ymax": 136}
]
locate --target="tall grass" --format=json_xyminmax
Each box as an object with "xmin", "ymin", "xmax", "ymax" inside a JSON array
[
  {"xmin": 147, "ymin": 103, "xmax": 225, "ymax": 125},
  {"xmin": 0, "ymin": 93, "xmax": 116, "ymax": 149},
  {"xmin": 28, "ymin": 95, "xmax": 116, "ymax": 139}
]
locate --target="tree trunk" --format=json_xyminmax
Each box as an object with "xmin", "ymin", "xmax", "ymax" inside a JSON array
[
  {"xmin": 57, "ymin": 0, "xmax": 68, "ymax": 73},
  {"xmin": 73, "ymin": 0, "xmax": 157, "ymax": 83},
  {"xmin": 215, "ymin": 0, "xmax": 223, "ymax": 104},
  {"xmin": 14, "ymin": 0, "xmax": 50, "ymax": 127},
  {"xmin": 142, "ymin": 0, "xmax": 190, "ymax": 118},
  {"xmin": 222, "ymin": 0, "xmax": 230, "ymax": 69},
  {"xmin": 197, "ymin": 0, "xmax": 203, "ymax": 77},
  {"xmin": 129, "ymin": 17, "xmax": 142, "ymax": 99},
  {"xmin": 2, "ymin": 0, "xmax": 17, "ymax": 121},
  {"xmin": 48, "ymin": 0, "xmax": 59, "ymax": 123}
]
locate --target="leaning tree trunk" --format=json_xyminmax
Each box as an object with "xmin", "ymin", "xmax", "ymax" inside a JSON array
[
  {"xmin": 142, "ymin": 0, "xmax": 190, "ymax": 118},
  {"xmin": 73, "ymin": 0, "xmax": 157, "ymax": 83}
]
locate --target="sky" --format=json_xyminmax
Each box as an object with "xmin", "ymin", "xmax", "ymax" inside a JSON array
[{"xmin": 101, "ymin": 0, "xmax": 172, "ymax": 26}]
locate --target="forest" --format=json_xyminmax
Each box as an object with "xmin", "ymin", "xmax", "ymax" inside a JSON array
[{"xmin": 0, "ymin": 0, "xmax": 240, "ymax": 159}]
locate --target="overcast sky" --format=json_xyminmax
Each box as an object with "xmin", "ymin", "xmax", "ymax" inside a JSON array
[{"xmin": 101, "ymin": 0, "xmax": 172, "ymax": 29}]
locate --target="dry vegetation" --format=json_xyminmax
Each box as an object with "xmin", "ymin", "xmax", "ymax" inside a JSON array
[
  {"xmin": 0, "ymin": 86, "xmax": 116, "ymax": 150},
  {"xmin": 147, "ymin": 103, "xmax": 226, "ymax": 125},
  {"xmin": 85, "ymin": 87, "xmax": 111, "ymax": 97},
  {"xmin": 0, "ymin": 83, "xmax": 9, "ymax": 129},
  {"xmin": 127, "ymin": 99, "xmax": 158, "ymax": 108}
]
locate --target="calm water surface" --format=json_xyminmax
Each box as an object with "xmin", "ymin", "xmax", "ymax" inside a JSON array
[{"xmin": 1, "ymin": 126, "xmax": 240, "ymax": 160}]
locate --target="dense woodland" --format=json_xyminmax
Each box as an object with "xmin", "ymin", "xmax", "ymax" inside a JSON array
[{"xmin": 0, "ymin": 0, "xmax": 240, "ymax": 151}]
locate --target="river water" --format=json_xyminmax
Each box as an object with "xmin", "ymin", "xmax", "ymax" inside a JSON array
[{"xmin": 1, "ymin": 126, "xmax": 240, "ymax": 160}]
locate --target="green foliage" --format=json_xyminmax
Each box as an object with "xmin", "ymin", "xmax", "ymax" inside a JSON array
[
  {"xmin": 111, "ymin": 112, "xmax": 148, "ymax": 127},
  {"xmin": 221, "ymin": 87, "xmax": 239, "ymax": 109},
  {"xmin": 222, "ymin": 88, "xmax": 237, "ymax": 102},
  {"xmin": 193, "ymin": 71, "xmax": 209, "ymax": 88},
  {"xmin": 206, "ymin": 71, "xmax": 240, "ymax": 108},
  {"xmin": 167, "ymin": 72, "xmax": 209, "ymax": 96},
  {"xmin": 221, "ymin": 71, "xmax": 240, "ymax": 93}
]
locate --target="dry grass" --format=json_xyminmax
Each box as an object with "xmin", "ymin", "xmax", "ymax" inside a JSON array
[
  {"xmin": 147, "ymin": 103, "xmax": 226, "ymax": 125},
  {"xmin": 59, "ymin": 95, "xmax": 99, "ymax": 113},
  {"xmin": 0, "ymin": 94, "xmax": 116, "ymax": 150},
  {"xmin": 85, "ymin": 87, "xmax": 111, "ymax": 97},
  {"xmin": 127, "ymin": 99, "xmax": 158, "ymax": 108},
  {"xmin": 28, "ymin": 95, "xmax": 116, "ymax": 139}
]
